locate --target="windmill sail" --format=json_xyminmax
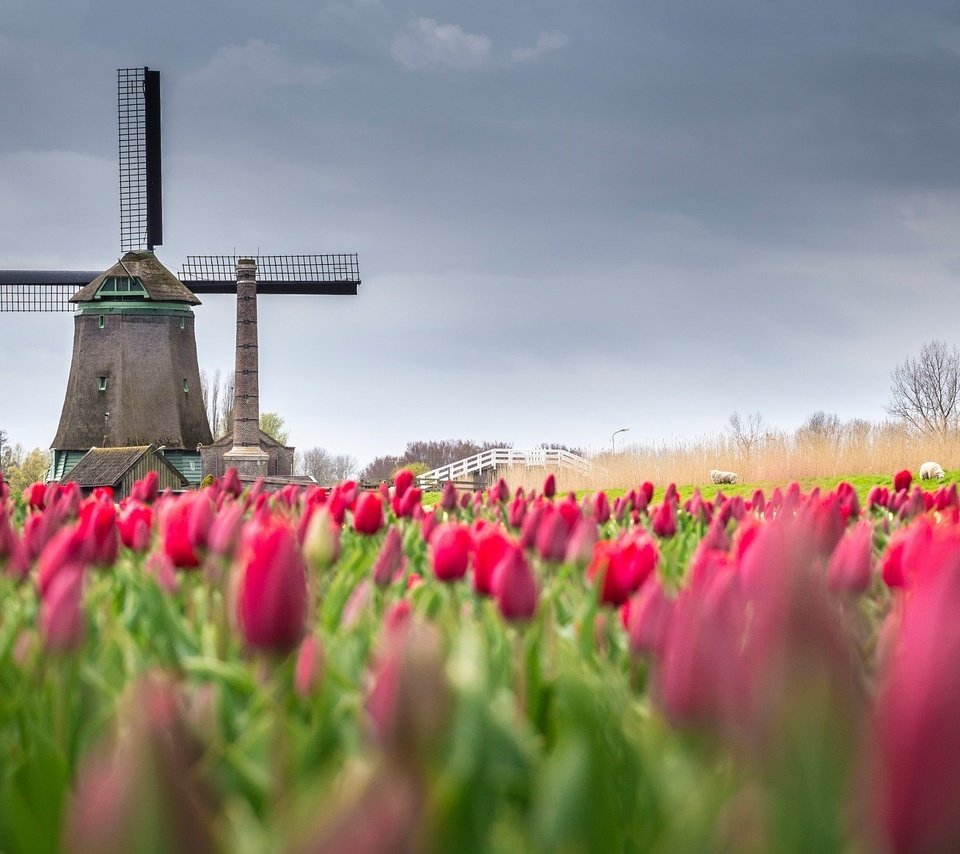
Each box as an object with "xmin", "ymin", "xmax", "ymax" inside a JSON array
[{"xmin": 118, "ymin": 67, "xmax": 162, "ymax": 252}]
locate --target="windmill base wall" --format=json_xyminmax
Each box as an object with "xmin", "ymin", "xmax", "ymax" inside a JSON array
[
  {"xmin": 201, "ymin": 440, "xmax": 294, "ymax": 480},
  {"xmin": 52, "ymin": 311, "xmax": 213, "ymax": 450}
]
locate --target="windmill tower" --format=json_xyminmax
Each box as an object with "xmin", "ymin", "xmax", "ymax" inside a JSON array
[{"xmin": 0, "ymin": 68, "xmax": 361, "ymax": 487}]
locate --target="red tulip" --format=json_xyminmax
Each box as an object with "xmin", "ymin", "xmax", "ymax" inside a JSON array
[
  {"xmin": 429, "ymin": 523, "xmax": 472, "ymax": 582},
  {"xmin": 507, "ymin": 495, "xmax": 526, "ymax": 529},
  {"xmin": 129, "ymin": 470, "xmax": 159, "ymax": 504},
  {"xmin": 236, "ymin": 521, "xmax": 307, "ymax": 653},
  {"xmin": 489, "ymin": 477, "xmax": 509, "ymax": 504},
  {"xmin": 473, "ymin": 528, "xmax": 512, "ymax": 596},
  {"xmin": 117, "ymin": 502, "xmax": 152, "ymax": 552},
  {"xmin": 163, "ymin": 498, "xmax": 202, "ymax": 568},
  {"xmin": 651, "ymin": 501, "xmax": 677, "ymax": 538},
  {"xmin": 354, "ymin": 493, "xmax": 384, "ymax": 536},
  {"xmin": 893, "ymin": 469, "xmax": 912, "ymax": 493},
  {"xmin": 24, "ymin": 482, "xmax": 48, "ymax": 511},
  {"xmin": 492, "ymin": 545, "xmax": 538, "ymax": 622},
  {"xmin": 543, "ymin": 473, "xmax": 556, "ymax": 499},
  {"xmin": 393, "ymin": 468, "xmax": 415, "ymax": 501},
  {"xmin": 587, "ymin": 533, "xmax": 658, "ymax": 607}
]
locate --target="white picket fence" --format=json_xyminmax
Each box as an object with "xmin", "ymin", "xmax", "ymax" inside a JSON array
[{"xmin": 417, "ymin": 448, "xmax": 592, "ymax": 487}]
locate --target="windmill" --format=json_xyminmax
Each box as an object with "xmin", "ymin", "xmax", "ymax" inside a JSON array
[{"xmin": 0, "ymin": 67, "xmax": 360, "ymax": 486}]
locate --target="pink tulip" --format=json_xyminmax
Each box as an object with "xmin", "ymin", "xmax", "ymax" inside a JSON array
[
  {"xmin": 372, "ymin": 527, "xmax": 404, "ymax": 587},
  {"xmin": 429, "ymin": 523, "xmax": 472, "ymax": 582},
  {"xmin": 826, "ymin": 521, "xmax": 873, "ymax": 596},
  {"xmin": 535, "ymin": 507, "xmax": 569, "ymax": 562},
  {"xmin": 236, "ymin": 521, "xmax": 307, "ymax": 654},
  {"xmin": 873, "ymin": 547, "xmax": 960, "ymax": 852},
  {"xmin": 492, "ymin": 545, "xmax": 538, "ymax": 622},
  {"xmin": 651, "ymin": 501, "xmax": 677, "ymax": 538},
  {"xmin": 626, "ymin": 578, "xmax": 673, "ymax": 656},
  {"xmin": 40, "ymin": 566, "xmax": 85, "ymax": 653},
  {"xmin": 440, "ymin": 481, "xmax": 458, "ymax": 511},
  {"xmin": 207, "ymin": 501, "xmax": 245, "ymax": 559}
]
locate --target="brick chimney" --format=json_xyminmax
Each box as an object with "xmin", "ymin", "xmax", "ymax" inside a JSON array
[{"xmin": 223, "ymin": 258, "xmax": 268, "ymax": 477}]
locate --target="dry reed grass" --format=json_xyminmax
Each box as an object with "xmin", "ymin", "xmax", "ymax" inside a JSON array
[{"xmin": 500, "ymin": 426, "xmax": 960, "ymax": 493}]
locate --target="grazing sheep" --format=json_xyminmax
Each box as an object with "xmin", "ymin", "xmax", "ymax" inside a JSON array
[
  {"xmin": 710, "ymin": 469, "xmax": 738, "ymax": 485},
  {"xmin": 919, "ymin": 461, "xmax": 946, "ymax": 481}
]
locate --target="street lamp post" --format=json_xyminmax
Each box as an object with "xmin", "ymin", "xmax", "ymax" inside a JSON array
[{"xmin": 611, "ymin": 427, "xmax": 630, "ymax": 453}]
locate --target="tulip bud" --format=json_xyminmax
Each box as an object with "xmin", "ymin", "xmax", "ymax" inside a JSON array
[
  {"xmin": 440, "ymin": 481, "xmax": 458, "ymax": 511},
  {"xmin": 429, "ymin": 523, "xmax": 472, "ymax": 582},
  {"xmin": 41, "ymin": 566, "xmax": 85, "ymax": 654},
  {"xmin": 236, "ymin": 522, "xmax": 307, "ymax": 654},
  {"xmin": 893, "ymin": 468, "xmax": 912, "ymax": 493},
  {"xmin": 492, "ymin": 545, "xmax": 538, "ymax": 622},
  {"xmin": 353, "ymin": 492, "xmax": 384, "ymax": 536},
  {"xmin": 543, "ymin": 473, "xmax": 556, "ymax": 499},
  {"xmin": 393, "ymin": 468, "xmax": 415, "ymax": 501},
  {"xmin": 473, "ymin": 529, "xmax": 512, "ymax": 596},
  {"xmin": 651, "ymin": 501, "xmax": 677, "ymax": 538},
  {"xmin": 826, "ymin": 521, "xmax": 873, "ymax": 596},
  {"xmin": 535, "ymin": 507, "xmax": 569, "ymax": 562},
  {"xmin": 372, "ymin": 527, "xmax": 404, "ymax": 587},
  {"xmin": 302, "ymin": 508, "xmax": 341, "ymax": 570}
]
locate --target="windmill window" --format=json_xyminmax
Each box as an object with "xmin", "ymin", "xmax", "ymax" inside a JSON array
[
  {"xmin": 183, "ymin": 379, "xmax": 189, "ymax": 393},
  {"xmin": 180, "ymin": 317, "xmax": 185, "ymax": 330},
  {"xmin": 98, "ymin": 315, "xmax": 105, "ymax": 329},
  {"xmin": 95, "ymin": 276, "xmax": 148, "ymax": 300},
  {"xmin": 98, "ymin": 377, "xmax": 107, "ymax": 392}
]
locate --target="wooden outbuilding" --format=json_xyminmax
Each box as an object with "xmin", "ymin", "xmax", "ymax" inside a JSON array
[{"xmin": 62, "ymin": 444, "xmax": 188, "ymax": 499}]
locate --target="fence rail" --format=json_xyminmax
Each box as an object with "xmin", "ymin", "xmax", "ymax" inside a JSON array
[{"xmin": 417, "ymin": 448, "xmax": 592, "ymax": 487}]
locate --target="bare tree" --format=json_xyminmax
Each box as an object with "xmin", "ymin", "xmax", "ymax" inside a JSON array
[
  {"xmin": 200, "ymin": 368, "xmax": 233, "ymax": 439},
  {"xmin": 300, "ymin": 447, "xmax": 359, "ymax": 485},
  {"xmin": 887, "ymin": 340, "xmax": 960, "ymax": 438},
  {"xmin": 726, "ymin": 411, "xmax": 767, "ymax": 455},
  {"xmin": 796, "ymin": 410, "xmax": 842, "ymax": 446}
]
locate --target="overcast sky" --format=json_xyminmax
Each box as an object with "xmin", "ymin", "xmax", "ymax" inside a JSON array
[{"xmin": 2, "ymin": 0, "xmax": 960, "ymax": 466}]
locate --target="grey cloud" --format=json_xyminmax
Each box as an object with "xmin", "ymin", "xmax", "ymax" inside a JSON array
[{"xmin": 391, "ymin": 18, "xmax": 492, "ymax": 70}]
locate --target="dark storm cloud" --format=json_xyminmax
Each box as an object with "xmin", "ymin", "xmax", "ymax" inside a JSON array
[{"xmin": 3, "ymin": 0, "xmax": 960, "ymax": 461}]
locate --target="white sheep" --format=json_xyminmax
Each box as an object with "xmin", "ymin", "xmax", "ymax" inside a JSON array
[
  {"xmin": 710, "ymin": 469, "xmax": 738, "ymax": 485},
  {"xmin": 919, "ymin": 461, "xmax": 945, "ymax": 481}
]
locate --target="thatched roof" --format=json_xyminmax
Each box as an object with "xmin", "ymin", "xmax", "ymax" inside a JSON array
[
  {"xmin": 71, "ymin": 251, "xmax": 201, "ymax": 305},
  {"xmin": 66, "ymin": 445, "xmax": 188, "ymax": 488}
]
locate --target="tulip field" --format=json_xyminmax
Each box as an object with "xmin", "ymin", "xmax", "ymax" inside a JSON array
[{"xmin": 1, "ymin": 466, "xmax": 959, "ymax": 852}]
